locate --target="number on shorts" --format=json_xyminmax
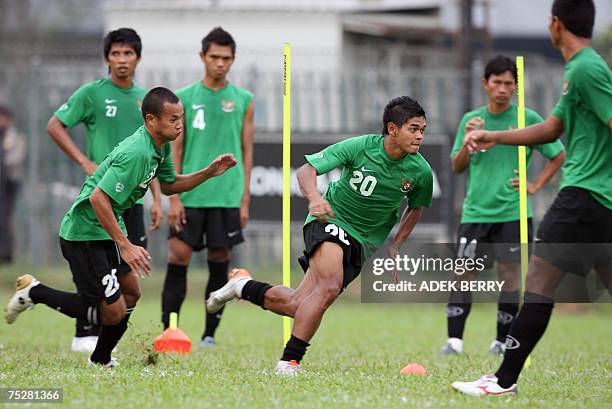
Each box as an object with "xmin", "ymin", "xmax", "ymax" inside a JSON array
[
  {"xmin": 325, "ymin": 224, "xmax": 350, "ymax": 246},
  {"xmin": 102, "ymin": 268, "xmax": 119, "ymax": 298}
]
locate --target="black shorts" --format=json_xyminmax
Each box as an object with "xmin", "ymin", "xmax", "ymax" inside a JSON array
[
  {"xmin": 457, "ymin": 220, "xmax": 533, "ymax": 266},
  {"xmin": 122, "ymin": 204, "xmax": 147, "ymax": 249},
  {"xmin": 535, "ymin": 187, "xmax": 612, "ymax": 276},
  {"xmin": 169, "ymin": 207, "xmax": 244, "ymax": 251},
  {"xmin": 297, "ymin": 221, "xmax": 363, "ymax": 290},
  {"xmin": 60, "ymin": 238, "xmax": 130, "ymax": 305}
]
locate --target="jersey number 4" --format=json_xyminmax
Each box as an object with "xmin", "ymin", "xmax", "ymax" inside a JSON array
[
  {"xmin": 193, "ymin": 109, "xmax": 206, "ymax": 130},
  {"xmin": 349, "ymin": 170, "xmax": 377, "ymax": 197}
]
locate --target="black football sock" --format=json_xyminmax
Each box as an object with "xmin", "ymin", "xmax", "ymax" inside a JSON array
[
  {"xmin": 446, "ymin": 290, "xmax": 472, "ymax": 339},
  {"xmin": 203, "ymin": 260, "xmax": 229, "ymax": 339},
  {"xmin": 241, "ymin": 280, "xmax": 272, "ymax": 308},
  {"xmin": 280, "ymin": 334, "xmax": 310, "ymax": 363},
  {"xmin": 161, "ymin": 264, "xmax": 187, "ymax": 329},
  {"xmin": 495, "ymin": 292, "xmax": 554, "ymax": 388},
  {"xmin": 30, "ymin": 284, "xmax": 99, "ymax": 324},
  {"xmin": 90, "ymin": 306, "xmax": 135, "ymax": 365},
  {"xmin": 496, "ymin": 290, "xmax": 520, "ymax": 342}
]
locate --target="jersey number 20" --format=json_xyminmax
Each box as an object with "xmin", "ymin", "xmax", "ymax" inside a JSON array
[
  {"xmin": 349, "ymin": 170, "xmax": 377, "ymax": 197},
  {"xmin": 193, "ymin": 109, "xmax": 206, "ymax": 130}
]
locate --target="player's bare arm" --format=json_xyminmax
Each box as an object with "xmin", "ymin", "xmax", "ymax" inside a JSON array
[
  {"xmin": 240, "ymin": 100, "xmax": 255, "ymax": 228},
  {"xmin": 297, "ymin": 163, "xmax": 335, "ymax": 221},
  {"xmin": 167, "ymin": 117, "xmax": 186, "ymax": 232},
  {"xmin": 148, "ymin": 179, "xmax": 163, "ymax": 230},
  {"xmin": 452, "ymin": 117, "xmax": 484, "ymax": 173},
  {"xmin": 160, "ymin": 153, "xmax": 237, "ymax": 196},
  {"xmin": 47, "ymin": 115, "xmax": 97, "ymax": 176},
  {"xmin": 510, "ymin": 150, "xmax": 566, "ymax": 194},
  {"xmin": 89, "ymin": 187, "xmax": 151, "ymax": 276},
  {"xmin": 388, "ymin": 206, "xmax": 423, "ymax": 282},
  {"xmin": 464, "ymin": 115, "xmax": 564, "ymax": 153}
]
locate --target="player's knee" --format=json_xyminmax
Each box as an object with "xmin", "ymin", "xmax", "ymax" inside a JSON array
[
  {"xmin": 102, "ymin": 307, "xmax": 125, "ymax": 326},
  {"xmin": 167, "ymin": 239, "xmax": 192, "ymax": 265},
  {"xmin": 208, "ymin": 247, "xmax": 229, "ymax": 263},
  {"xmin": 123, "ymin": 288, "xmax": 141, "ymax": 306},
  {"xmin": 318, "ymin": 281, "xmax": 342, "ymax": 307}
]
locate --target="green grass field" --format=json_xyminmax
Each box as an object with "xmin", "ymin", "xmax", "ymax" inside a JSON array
[{"xmin": 0, "ymin": 265, "xmax": 610, "ymax": 409}]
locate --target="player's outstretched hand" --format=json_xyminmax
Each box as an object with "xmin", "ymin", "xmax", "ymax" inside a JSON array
[
  {"xmin": 207, "ymin": 153, "xmax": 237, "ymax": 177},
  {"xmin": 464, "ymin": 129, "xmax": 496, "ymax": 153},
  {"xmin": 309, "ymin": 197, "xmax": 335, "ymax": 222},
  {"xmin": 119, "ymin": 242, "xmax": 152, "ymax": 278}
]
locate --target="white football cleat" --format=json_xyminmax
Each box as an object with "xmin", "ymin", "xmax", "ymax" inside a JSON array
[
  {"xmin": 198, "ymin": 336, "xmax": 216, "ymax": 348},
  {"xmin": 452, "ymin": 374, "xmax": 517, "ymax": 396},
  {"xmin": 206, "ymin": 268, "xmax": 252, "ymax": 314},
  {"xmin": 4, "ymin": 274, "xmax": 39, "ymax": 324},
  {"xmin": 274, "ymin": 360, "xmax": 302, "ymax": 376},
  {"xmin": 489, "ymin": 340, "xmax": 506, "ymax": 356},
  {"xmin": 72, "ymin": 336, "xmax": 99, "ymax": 353},
  {"xmin": 440, "ymin": 337, "xmax": 463, "ymax": 355},
  {"xmin": 88, "ymin": 357, "xmax": 118, "ymax": 369}
]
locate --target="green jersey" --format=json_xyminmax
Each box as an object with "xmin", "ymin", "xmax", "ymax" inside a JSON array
[
  {"xmin": 452, "ymin": 104, "xmax": 564, "ymax": 223},
  {"xmin": 305, "ymin": 134, "xmax": 433, "ymax": 257},
  {"xmin": 551, "ymin": 47, "xmax": 612, "ymax": 210},
  {"xmin": 55, "ymin": 78, "xmax": 147, "ymax": 164},
  {"xmin": 59, "ymin": 126, "xmax": 176, "ymax": 241},
  {"xmin": 176, "ymin": 81, "xmax": 253, "ymax": 207}
]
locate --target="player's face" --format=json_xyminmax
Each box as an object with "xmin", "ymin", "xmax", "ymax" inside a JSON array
[
  {"xmin": 392, "ymin": 117, "xmax": 426, "ymax": 154},
  {"xmin": 483, "ymin": 71, "xmax": 515, "ymax": 106},
  {"xmin": 200, "ymin": 43, "xmax": 235, "ymax": 80},
  {"xmin": 148, "ymin": 102, "xmax": 184, "ymax": 142},
  {"xmin": 548, "ymin": 16, "xmax": 562, "ymax": 49},
  {"xmin": 105, "ymin": 43, "xmax": 140, "ymax": 79}
]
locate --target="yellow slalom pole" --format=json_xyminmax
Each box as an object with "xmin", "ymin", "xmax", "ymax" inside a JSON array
[
  {"xmin": 282, "ymin": 43, "xmax": 292, "ymax": 345},
  {"xmin": 516, "ymin": 56, "xmax": 531, "ymax": 368}
]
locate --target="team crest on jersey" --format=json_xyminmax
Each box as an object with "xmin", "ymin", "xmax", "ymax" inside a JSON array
[
  {"xmin": 221, "ymin": 100, "xmax": 235, "ymax": 112},
  {"xmin": 400, "ymin": 178, "xmax": 413, "ymax": 193},
  {"xmin": 562, "ymin": 80, "xmax": 570, "ymax": 96}
]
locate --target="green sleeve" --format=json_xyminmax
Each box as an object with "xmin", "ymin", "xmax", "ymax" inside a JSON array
[
  {"xmin": 525, "ymin": 108, "xmax": 544, "ymax": 126},
  {"xmin": 54, "ymin": 83, "xmax": 94, "ymax": 128},
  {"xmin": 157, "ymin": 144, "xmax": 177, "ymax": 183},
  {"xmin": 407, "ymin": 167, "xmax": 433, "ymax": 208},
  {"xmin": 450, "ymin": 114, "xmax": 470, "ymax": 157},
  {"xmin": 535, "ymin": 139, "xmax": 564, "ymax": 160},
  {"xmin": 243, "ymin": 89, "xmax": 254, "ymax": 112},
  {"xmin": 575, "ymin": 62, "xmax": 612, "ymax": 126},
  {"xmin": 304, "ymin": 136, "xmax": 364, "ymax": 175},
  {"xmin": 97, "ymin": 153, "xmax": 146, "ymax": 205}
]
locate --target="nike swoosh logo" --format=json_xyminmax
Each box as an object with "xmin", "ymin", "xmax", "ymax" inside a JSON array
[
  {"xmin": 139, "ymin": 235, "xmax": 147, "ymax": 242},
  {"xmin": 477, "ymin": 385, "xmax": 513, "ymax": 395},
  {"xmin": 192, "ymin": 104, "xmax": 204, "ymax": 109},
  {"xmin": 227, "ymin": 231, "xmax": 240, "ymax": 237},
  {"xmin": 360, "ymin": 166, "xmax": 374, "ymax": 172},
  {"xmin": 509, "ymin": 246, "xmax": 520, "ymax": 252},
  {"xmin": 105, "ymin": 99, "xmax": 117, "ymax": 104}
]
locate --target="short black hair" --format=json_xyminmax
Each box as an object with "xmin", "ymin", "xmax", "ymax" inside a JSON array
[
  {"xmin": 382, "ymin": 96, "xmax": 426, "ymax": 135},
  {"xmin": 484, "ymin": 55, "xmax": 517, "ymax": 83},
  {"xmin": 142, "ymin": 87, "xmax": 180, "ymax": 119},
  {"xmin": 103, "ymin": 28, "xmax": 142, "ymax": 59},
  {"xmin": 552, "ymin": 0, "xmax": 595, "ymax": 38},
  {"xmin": 201, "ymin": 27, "xmax": 236, "ymax": 56},
  {"xmin": 0, "ymin": 106, "xmax": 13, "ymax": 118}
]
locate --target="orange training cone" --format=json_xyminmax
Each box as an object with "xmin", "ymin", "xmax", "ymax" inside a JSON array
[{"xmin": 154, "ymin": 312, "xmax": 192, "ymax": 354}]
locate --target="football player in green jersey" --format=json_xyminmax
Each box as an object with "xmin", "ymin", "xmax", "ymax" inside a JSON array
[
  {"xmin": 441, "ymin": 56, "xmax": 565, "ymax": 357},
  {"xmin": 161, "ymin": 27, "xmax": 254, "ymax": 347},
  {"xmin": 453, "ymin": 0, "xmax": 612, "ymax": 396},
  {"xmin": 47, "ymin": 28, "xmax": 163, "ymax": 353},
  {"xmin": 206, "ymin": 96, "xmax": 433, "ymax": 374},
  {"xmin": 5, "ymin": 87, "xmax": 237, "ymax": 367}
]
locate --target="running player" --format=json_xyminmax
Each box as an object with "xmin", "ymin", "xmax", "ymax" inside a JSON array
[
  {"xmin": 47, "ymin": 28, "xmax": 162, "ymax": 352},
  {"xmin": 5, "ymin": 87, "xmax": 237, "ymax": 367},
  {"xmin": 452, "ymin": 0, "xmax": 611, "ymax": 395},
  {"xmin": 206, "ymin": 96, "xmax": 433, "ymax": 374},
  {"xmin": 442, "ymin": 55, "xmax": 564, "ymax": 357},
  {"xmin": 161, "ymin": 27, "xmax": 254, "ymax": 347}
]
